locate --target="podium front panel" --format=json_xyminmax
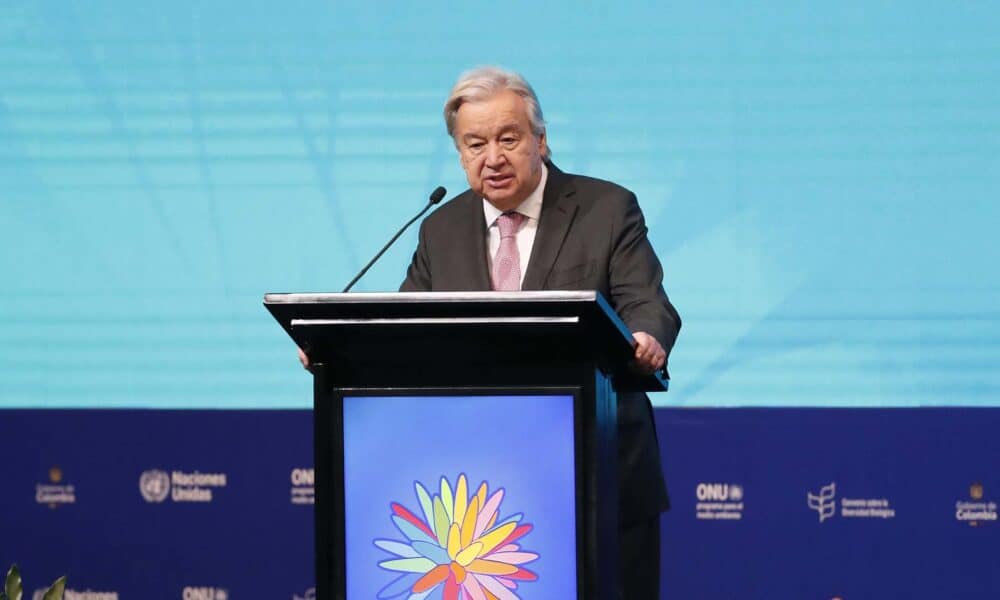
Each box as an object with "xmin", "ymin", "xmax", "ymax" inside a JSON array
[{"xmin": 333, "ymin": 388, "xmax": 581, "ymax": 599}]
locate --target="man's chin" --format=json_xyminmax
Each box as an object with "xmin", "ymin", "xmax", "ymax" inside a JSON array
[
  {"xmin": 482, "ymin": 188, "xmax": 526, "ymax": 211},
  {"xmin": 484, "ymin": 196, "xmax": 521, "ymax": 211}
]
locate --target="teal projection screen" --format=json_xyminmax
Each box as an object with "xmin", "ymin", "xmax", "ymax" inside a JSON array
[{"xmin": 1, "ymin": 1, "xmax": 998, "ymax": 409}]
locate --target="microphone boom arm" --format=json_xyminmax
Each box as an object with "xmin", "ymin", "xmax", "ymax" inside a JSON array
[{"xmin": 341, "ymin": 186, "xmax": 446, "ymax": 293}]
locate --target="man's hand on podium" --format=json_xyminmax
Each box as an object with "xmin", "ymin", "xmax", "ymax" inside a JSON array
[{"xmin": 632, "ymin": 331, "xmax": 666, "ymax": 375}]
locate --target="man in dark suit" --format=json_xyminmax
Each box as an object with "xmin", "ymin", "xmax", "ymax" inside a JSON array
[{"xmin": 400, "ymin": 66, "xmax": 681, "ymax": 599}]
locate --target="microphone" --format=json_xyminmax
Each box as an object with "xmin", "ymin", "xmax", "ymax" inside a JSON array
[{"xmin": 341, "ymin": 186, "xmax": 447, "ymax": 293}]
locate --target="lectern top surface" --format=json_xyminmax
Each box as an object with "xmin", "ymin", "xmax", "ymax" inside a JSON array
[
  {"xmin": 262, "ymin": 289, "xmax": 669, "ymax": 391},
  {"xmin": 264, "ymin": 291, "xmax": 598, "ymax": 304}
]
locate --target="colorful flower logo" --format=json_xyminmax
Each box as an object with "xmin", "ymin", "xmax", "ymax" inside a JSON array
[{"xmin": 374, "ymin": 473, "xmax": 539, "ymax": 600}]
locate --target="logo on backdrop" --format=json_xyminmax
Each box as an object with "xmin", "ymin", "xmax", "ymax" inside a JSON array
[
  {"xmin": 139, "ymin": 469, "xmax": 171, "ymax": 503},
  {"xmin": 695, "ymin": 482, "xmax": 744, "ymax": 520},
  {"xmin": 807, "ymin": 481, "xmax": 896, "ymax": 522},
  {"xmin": 139, "ymin": 469, "xmax": 228, "ymax": 503},
  {"xmin": 35, "ymin": 465, "xmax": 76, "ymax": 508},
  {"xmin": 375, "ymin": 473, "xmax": 539, "ymax": 599},
  {"xmin": 292, "ymin": 587, "xmax": 316, "ymax": 600},
  {"xmin": 33, "ymin": 589, "xmax": 119, "ymax": 600},
  {"xmin": 955, "ymin": 482, "xmax": 998, "ymax": 526},
  {"xmin": 290, "ymin": 467, "xmax": 315, "ymax": 505},
  {"xmin": 808, "ymin": 482, "xmax": 837, "ymax": 522},
  {"xmin": 181, "ymin": 587, "xmax": 228, "ymax": 600}
]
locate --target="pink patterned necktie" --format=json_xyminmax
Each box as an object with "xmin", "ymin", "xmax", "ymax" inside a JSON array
[{"xmin": 491, "ymin": 212, "xmax": 526, "ymax": 291}]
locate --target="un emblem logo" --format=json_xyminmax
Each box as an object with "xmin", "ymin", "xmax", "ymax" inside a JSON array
[
  {"xmin": 730, "ymin": 484, "xmax": 744, "ymax": 502},
  {"xmin": 140, "ymin": 469, "xmax": 171, "ymax": 503}
]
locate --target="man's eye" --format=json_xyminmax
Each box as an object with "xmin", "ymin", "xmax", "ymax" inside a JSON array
[{"xmin": 501, "ymin": 137, "xmax": 517, "ymax": 145}]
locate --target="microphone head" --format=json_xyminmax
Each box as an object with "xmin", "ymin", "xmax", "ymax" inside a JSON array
[{"xmin": 429, "ymin": 186, "xmax": 447, "ymax": 205}]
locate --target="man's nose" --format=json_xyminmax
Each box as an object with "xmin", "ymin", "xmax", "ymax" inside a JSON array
[{"xmin": 484, "ymin": 142, "xmax": 506, "ymax": 167}]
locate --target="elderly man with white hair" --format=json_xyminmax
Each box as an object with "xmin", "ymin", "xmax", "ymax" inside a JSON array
[{"xmin": 401, "ymin": 65, "xmax": 682, "ymax": 598}]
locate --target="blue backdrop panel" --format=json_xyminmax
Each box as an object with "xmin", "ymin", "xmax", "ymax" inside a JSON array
[
  {"xmin": 3, "ymin": 407, "xmax": 999, "ymax": 598},
  {"xmin": 0, "ymin": 409, "xmax": 315, "ymax": 599},
  {"xmin": 656, "ymin": 408, "xmax": 1000, "ymax": 599}
]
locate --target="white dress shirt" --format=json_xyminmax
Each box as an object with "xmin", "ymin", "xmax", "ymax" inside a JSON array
[{"xmin": 483, "ymin": 163, "xmax": 548, "ymax": 289}]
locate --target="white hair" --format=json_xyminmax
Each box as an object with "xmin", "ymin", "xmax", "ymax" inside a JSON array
[{"xmin": 444, "ymin": 66, "xmax": 549, "ymax": 158}]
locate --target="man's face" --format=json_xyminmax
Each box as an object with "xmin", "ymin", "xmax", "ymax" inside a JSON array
[{"xmin": 453, "ymin": 90, "xmax": 548, "ymax": 212}]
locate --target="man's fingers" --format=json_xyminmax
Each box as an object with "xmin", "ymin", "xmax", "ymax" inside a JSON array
[
  {"xmin": 633, "ymin": 333, "xmax": 661, "ymax": 357},
  {"xmin": 632, "ymin": 331, "xmax": 665, "ymax": 374}
]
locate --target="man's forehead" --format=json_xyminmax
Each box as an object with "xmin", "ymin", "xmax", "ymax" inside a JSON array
[
  {"xmin": 460, "ymin": 119, "xmax": 524, "ymax": 137},
  {"xmin": 457, "ymin": 92, "xmax": 529, "ymax": 120}
]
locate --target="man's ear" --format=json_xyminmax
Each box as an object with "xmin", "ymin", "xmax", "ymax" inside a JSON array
[{"xmin": 538, "ymin": 130, "xmax": 548, "ymax": 159}]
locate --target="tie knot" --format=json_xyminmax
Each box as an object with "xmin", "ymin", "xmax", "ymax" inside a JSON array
[{"xmin": 496, "ymin": 212, "xmax": 525, "ymax": 238}]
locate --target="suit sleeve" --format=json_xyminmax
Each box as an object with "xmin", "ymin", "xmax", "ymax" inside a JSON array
[
  {"xmin": 608, "ymin": 192, "xmax": 682, "ymax": 358},
  {"xmin": 399, "ymin": 219, "xmax": 432, "ymax": 292}
]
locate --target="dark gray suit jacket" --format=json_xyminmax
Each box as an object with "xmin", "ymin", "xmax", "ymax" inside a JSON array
[{"xmin": 400, "ymin": 163, "xmax": 681, "ymax": 521}]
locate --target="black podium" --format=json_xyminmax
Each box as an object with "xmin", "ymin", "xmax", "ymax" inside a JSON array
[{"xmin": 265, "ymin": 291, "xmax": 667, "ymax": 600}]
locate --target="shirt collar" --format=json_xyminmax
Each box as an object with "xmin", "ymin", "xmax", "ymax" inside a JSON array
[{"xmin": 483, "ymin": 162, "xmax": 548, "ymax": 227}]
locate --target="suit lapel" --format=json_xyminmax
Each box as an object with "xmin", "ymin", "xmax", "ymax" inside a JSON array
[
  {"xmin": 459, "ymin": 192, "xmax": 493, "ymax": 291},
  {"xmin": 522, "ymin": 164, "xmax": 578, "ymax": 291}
]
